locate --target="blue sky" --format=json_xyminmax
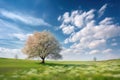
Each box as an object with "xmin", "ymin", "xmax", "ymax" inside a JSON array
[{"xmin": 0, "ymin": 0, "xmax": 120, "ymax": 60}]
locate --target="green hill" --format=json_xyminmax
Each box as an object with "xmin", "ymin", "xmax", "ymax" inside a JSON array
[{"xmin": 0, "ymin": 58, "xmax": 120, "ymax": 80}]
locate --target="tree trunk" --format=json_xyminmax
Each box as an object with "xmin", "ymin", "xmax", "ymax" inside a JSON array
[{"xmin": 41, "ymin": 58, "xmax": 45, "ymax": 64}]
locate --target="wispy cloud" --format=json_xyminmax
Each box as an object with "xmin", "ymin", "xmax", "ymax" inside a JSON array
[
  {"xmin": 12, "ymin": 33, "xmax": 33, "ymax": 41},
  {"xmin": 0, "ymin": 19, "xmax": 28, "ymax": 48},
  {"xmin": 0, "ymin": 9, "xmax": 51, "ymax": 26},
  {"xmin": 0, "ymin": 19, "xmax": 23, "ymax": 39},
  {"xmin": 0, "ymin": 39, "xmax": 24, "ymax": 48},
  {"xmin": 98, "ymin": 4, "xmax": 107, "ymax": 17}
]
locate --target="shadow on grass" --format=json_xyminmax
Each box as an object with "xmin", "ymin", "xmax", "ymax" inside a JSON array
[{"xmin": 35, "ymin": 62, "xmax": 94, "ymax": 68}]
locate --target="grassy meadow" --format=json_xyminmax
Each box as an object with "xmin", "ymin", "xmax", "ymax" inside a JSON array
[{"xmin": 0, "ymin": 58, "xmax": 120, "ymax": 80}]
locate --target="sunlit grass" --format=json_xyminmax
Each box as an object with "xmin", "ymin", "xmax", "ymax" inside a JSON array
[{"xmin": 0, "ymin": 58, "xmax": 120, "ymax": 80}]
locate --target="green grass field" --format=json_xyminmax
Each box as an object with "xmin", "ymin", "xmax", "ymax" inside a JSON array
[{"xmin": 0, "ymin": 58, "xmax": 120, "ymax": 80}]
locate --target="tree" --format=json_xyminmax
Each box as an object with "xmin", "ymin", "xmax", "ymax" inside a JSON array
[
  {"xmin": 15, "ymin": 54, "xmax": 18, "ymax": 59},
  {"xmin": 93, "ymin": 57, "xmax": 97, "ymax": 61},
  {"xmin": 22, "ymin": 31, "xmax": 62, "ymax": 63}
]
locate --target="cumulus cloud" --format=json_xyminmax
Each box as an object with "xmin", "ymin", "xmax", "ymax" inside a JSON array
[
  {"xmin": 60, "ymin": 47, "xmax": 84, "ymax": 55},
  {"xmin": 58, "ymin": 4, "xmax": 120, "ymax": 57},
  {"xmin": 60, "ymin": 24, "xmax": 74, "ymax": 34},
  {"xmin": 59, "ymin": 9, "xmax": 95, "ymax": 29},
  {"xmin": 64, "ymin": 20, "xmax": 120, "ymax": 44},
  {"xmin": 0, "ymin": 9, "xmax": 51, "ymax": 26},
  {"xmin": 89, "ymin": 50, "xmax": 100, "ymax": 54},
  {"xmin": 88, "ymin": 39, "xmax": 106, "ymax": 49}
]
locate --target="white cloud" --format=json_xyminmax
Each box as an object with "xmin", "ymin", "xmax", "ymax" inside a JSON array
[
  {"xmin": 112, "ymin": 39, "xmax": 116, "ymax": 42},
  {"xmin": 60, "ymin": 25, "xmax": 74, "ymax": 34},
  {"xmin": 89, "ymin": 50, "xmax": 100, "ymax": 54},
  {"xmin": 65, "ymin": 20, "xmax": 120, "ymax": 44},
  {"xmin": 111, "ymin": 43, "xmax": 117, "ymax": 46},
  {"xmin": 73, "ymin": 12, "xmax": 85, "ymax": 27},
  {"xmin": 0, "ymin": 19, "xmax": 22, "ymax": 32},
  {"xmin": 88, "ymin": 39, "xmax": 106, "ymax": 49},
  {"xmin": 64, "ymin": 38, "xmax": 73, "ymax": 44},
  {"xmin": 98, "ymin": 4, "xmax": 107, "ymax": 17},
  {"xmin": 58, "ymin": 16, "xmax": 61, "ymax": 21},
  {"xmin": 12, "ymin": 33, "xmax": 33, "ymax": 41},
  {"xmin": 58, "ymin": 9, "xmax": 95, "ymax": 36},
  {"xmin": 93, "ymin": 24, "xmax": 120, "ymax": 39},
  {"xmin": 72, "ymin": 9, "xmax": 95, "ymax": 28},
  {"xmin": 0, "ymin": 9, "xmax": 51, "ymax": 26},
  {"xmin": 60, "ymin": 47, "xmax": 84, "ymax": 55},
  {"xmin": 0, "ymin": 47, "xmax": 26, "ymax": 59},
  {"xmin": 62, "ymin": 12, "xmax": 71, "ymax": 23},
  {"xmin": 60, "ymin": 48, "xmax": 73, "ymax": 55},
  {"xmin": 59, "ymin": 9, "xmax": 95, "ymax": 29},
  {"xmin": 103, "ymin": 49, "xmax": 113, "ymax": 54},
  {"xmin": 99, "ymin": 17, "xmax": 113, "ymax": 25},
  {"xmin": 62, "ymin": 20, "xmax": 95, "ymax": 43},
  {"xmin": 59, "ymin": 4, "xmax": 120, "ymax": 58},
  {"xmin": 0, "ymin": 19, "xmax": 23, "ymax": 39}
]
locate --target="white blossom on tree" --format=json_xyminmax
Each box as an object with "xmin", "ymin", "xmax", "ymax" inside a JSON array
[{"xmin": 22, "ymin": 31, "xmax": 62, "ymax": 63}]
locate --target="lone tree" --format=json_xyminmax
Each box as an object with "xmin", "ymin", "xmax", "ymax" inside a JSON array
[
  {"xmin": 14, "ymin": 54, "xmax": 18, "ymax": 59},
  {"xmin": 93, "ymin": 57, "xmax": 97, "ymax": 61},
  {"xmin": 22, "ymin": 31, "xmax": 62, "ymax": 63}
]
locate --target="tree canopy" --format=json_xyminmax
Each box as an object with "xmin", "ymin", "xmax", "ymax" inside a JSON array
[{"xmin": 22, "ymin": 31, "xmax": 62, "ymax": 63}]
